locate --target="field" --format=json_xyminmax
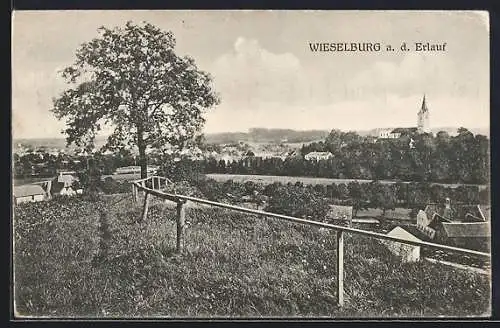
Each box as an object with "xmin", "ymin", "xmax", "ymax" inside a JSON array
[
  {"xmin": 13, "ymin": 194, "xmax": 491, "ymax": 318},
  {"xmin": 205, "ymin": 174, "xmax": 489, "ymax": 190}
]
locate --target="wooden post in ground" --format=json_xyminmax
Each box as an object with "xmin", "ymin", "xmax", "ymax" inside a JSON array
[
  {"xmin": 176, "ymin": 200, "xmax": 187, "ymax": 253},
  {"xmin": 132, "ymin": 184, "xmax": 138, "ymax": 203},
  {"xmin": 336, "ymin": 230, "xmax": 345, "ymax": 307},
  {"xmin": 141, "ymin": 191, "xmax": 150, "ymax": 222}
]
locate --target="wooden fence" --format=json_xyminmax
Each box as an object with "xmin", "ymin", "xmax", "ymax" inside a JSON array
[{"xmin": 132, "ymin": 175, "xmax": 491, "ymax": 308}]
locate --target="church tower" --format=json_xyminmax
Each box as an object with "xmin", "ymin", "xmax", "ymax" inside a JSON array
[{"xmin": 417, "ymin": 94, "xmax": 430, "ymax": 133}]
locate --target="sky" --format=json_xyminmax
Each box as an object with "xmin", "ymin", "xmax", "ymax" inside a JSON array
[{"xmin": 12, "ymin": 10, "xmax": 489, "ymax": 139}]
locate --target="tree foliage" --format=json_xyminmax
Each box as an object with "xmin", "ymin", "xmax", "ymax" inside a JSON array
[
  {"xmin": 265, "ymin": 185, "xmax": 330, "ymax": 220},
  {"xmin": 52, "ymin": 21, "xmax": 219, "ymax": 178}
]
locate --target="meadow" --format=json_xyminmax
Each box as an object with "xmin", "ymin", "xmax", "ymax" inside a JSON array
[
  {"xmin": 206, "ymin": 173, "xmax": 489, "ymax": 190},
  {"xmin": 13, "ymin": 194, "xmax": 490, "ymax": 318}
]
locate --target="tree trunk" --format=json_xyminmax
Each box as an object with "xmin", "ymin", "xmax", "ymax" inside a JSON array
[{"xmin": 137, "ymin": 127, "xmax": 147, "ymax": 179}]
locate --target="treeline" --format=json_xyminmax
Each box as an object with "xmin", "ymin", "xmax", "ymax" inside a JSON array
[
  {"xmin": 202, "ymin": 128, "xmax": 489, "ymax": 185},
  {"xmin": 195, "ymin": 179, "xmax": 487, "ymax": 215},
  {"xmin": 155, "ymin": 160, "xmax": 490, "ymax": 218},
  {"xmin": 77, "ymin": 157, "xmax": 489, "ymax": 221}
]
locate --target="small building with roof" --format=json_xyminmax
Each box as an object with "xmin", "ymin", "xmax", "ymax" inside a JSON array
[
  {"xmin": 13, "ymin": 184, "xmax": 47, "ymax": 205},
  {"xmin": 416, "ymin": 198, "xmax": 491, "ymax": 251},
  {"xmin": 304, "ymin": 151, "xmax": 333, "ymax": 161},
  {"xmin": 383, "ymin": 226, "xmax": 422, "ymax": 263},
  {"xmin": 435, "ymin": 222, "xmax": 490, "ymax": 251}
]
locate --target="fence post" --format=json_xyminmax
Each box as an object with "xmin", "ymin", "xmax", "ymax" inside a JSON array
[
  {"xmin": 141, "ymin": 191, "xmax": 150, "ymax": 222},
  {"xmin": 176, "ymin": 199, "xmax": 187, "ymax": 253},
  {"xmin": 336, "ymin": 230, "xmax": 344, "ymax": 307},
  {"xmin": 132, "ymin": 183, "xmax": 138, "ymax": 203}
]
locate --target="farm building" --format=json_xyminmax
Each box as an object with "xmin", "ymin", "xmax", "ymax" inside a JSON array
[
  {"xmin": 13, "ymin": 184, "xmax": 47, "ymax": 205},
  {"xmin": 114, "ymin": 166, "xmax": 159, "ymax": 175},
  {"xmin": 434, "ymin": 222, "xmax": 490, "ymax": 251},
  {"xmin": 416, "ymin": 198, "xmax": 491, "ymax": 251},
  {"xmin": 304, "ymin": 151, "xmax": 333, "ymax": 161},
  {"xmin": 51, "ymin": 173, "xmax": 83, "ymax": 196},
  {"xmin": 383, "ymin": 226, "xmax": 421, "ymax": 263},
  {"xmin": 378, "ymin": 129, "xmax": 401, "ymax": 139}
]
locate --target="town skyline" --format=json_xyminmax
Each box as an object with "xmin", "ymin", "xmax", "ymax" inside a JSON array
[{"xmin": 12, "ymin": 10, "xmax": 489, "ymax": 139}]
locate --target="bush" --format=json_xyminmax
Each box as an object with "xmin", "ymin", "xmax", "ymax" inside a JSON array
[
  {"xmin": 161, "ymin": 157, "xmax": 206, "ymax": 184},
  {"xmin": 100, "ymin": 177, "xmax": 131, "ymax": 194},
  {"xmin": 265, "ymin": 185, "xmax": 330, "ymax": 220}
]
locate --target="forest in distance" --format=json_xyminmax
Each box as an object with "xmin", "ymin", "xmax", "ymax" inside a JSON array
[
  {"xmin": 197, "ymin": 128, "xmax": 489, "ymax": 185},
  {"xmin": 14, "ymin": 127, "xmax": 489, "ymax": 186}
]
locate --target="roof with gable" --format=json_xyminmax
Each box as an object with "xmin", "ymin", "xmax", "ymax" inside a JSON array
[
  {"xmin": 440, "ymin": 222, "xmax": 490, "ymax": 238},
  {"xmin": 478, "ymin": 205, "xmax": 491, "ymax": 221},
  {"xmin": 58, "ymin": 174, "xmax": 78, "ymax": 185},
  {"xmin": 14, "ymin": 184, "xmax": 46, "ymax": 198},
  {"xmin": 424, "ymin": 203, "xmax": 488, "ymax": 223},
  {"xmin": 305, "ymin": 151, "xmax": 333, "ymax": 157},
  {"xmin": 387, "ymin": 226, "xmax": 422, "ymax": 243},
  {"xmin": 391, "ymin": 127, "xmax": 419, "ymax": 135}
]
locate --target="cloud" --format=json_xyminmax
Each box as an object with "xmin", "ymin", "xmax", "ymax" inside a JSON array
[
  {"xmin": 345, "ymin": 52, "xmax": 459, "ymax": 99},
  {"xmin": 205, "ymin": 37, "xmax": 488, "ymax": 133},
  {"xmin": 211, "ymin": 37, "xmax": 306, "ymax": 106}
]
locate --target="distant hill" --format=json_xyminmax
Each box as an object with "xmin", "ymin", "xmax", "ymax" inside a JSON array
[
  {"xmin": 205, "ymin": 128, "xmax": 330, "ymax": 144},
  {"xmin": 358, "ymin": 127, "xmax": 489, "ymax": 138},
  {"xmin": 13, "ymin": 136, "xmax": 108, "ymax": 151},
  {"xmin": 13, "ymin": 126, "xmax": 489, "ymax": 151}
]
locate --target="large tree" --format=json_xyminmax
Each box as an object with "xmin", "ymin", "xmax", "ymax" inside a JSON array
[{"xmin": 52, "ymin": 21, "xmax": 220, "ymax": 178}]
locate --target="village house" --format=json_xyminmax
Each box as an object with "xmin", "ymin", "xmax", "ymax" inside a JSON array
[
  {"xmin": 433, "ymin": 222, "xmax": 490, "ymax": 251},
  {"xmin": 304, "ymin": 151, "xmax": 333, "ymax": 161},
  {"xmin": 416, "ymin": 198, "xmax": 490, "ymax": 251},
  {"xmin": 53, "ymin": 172, "xmax": 82, "ymax": 196},
  {"xmin": 383, "ymin": 226, "xmax": 422, "ymax": 263},
  {"xmin": 378, "ymin": 129, "xmax": 401, "ymax": 139},
  {"xmin": 13, "ymin": 184, "xmax": 47, "ymax": 205}
]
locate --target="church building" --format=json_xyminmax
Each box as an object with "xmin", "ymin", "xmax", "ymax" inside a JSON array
[{"xmin": 377, "ymin": 95, "xmax": 432, "ymax": 139}]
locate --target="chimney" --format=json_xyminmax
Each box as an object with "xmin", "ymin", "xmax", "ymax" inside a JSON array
[{"xmin": 445, "ymin": 197, "xmax": 451, "ymax": 209}]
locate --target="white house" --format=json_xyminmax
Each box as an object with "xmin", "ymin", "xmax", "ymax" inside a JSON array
[
  {"xmin": 304, "ymin": 151, "xmax": 333, "ymax": 161},
  {"xmin": 378, "ymin": 129, "xmax": 401, "ymax": 139},
  {"xmin": 13, "ymin": 184, "xmax": 47, "ymax": 205},
  {"xmin": 383, "ymin": 226, "xmax": 422, "ymax": 263},
  {"xmin": 52, "ymin": 173, "xmax": 83, "ymax": 196}
]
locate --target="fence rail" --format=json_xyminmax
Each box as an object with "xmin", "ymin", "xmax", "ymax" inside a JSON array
[{"xmin": 132, "ymin": 175, "xmax": 491, "ymax": 307}]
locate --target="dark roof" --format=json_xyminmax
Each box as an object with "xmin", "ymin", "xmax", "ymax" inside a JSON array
[
  {"xmin": 428, "ymin": 213, "xmax": 453, "ymax": 229},
  {"xmin": 391, "ymin": 127, "xmax": 419, "ymax": 134},
  {"xmin": 440, "ymin": 222, "xmax": 490, "ymax": 238},
  {"xmin": 14, "ymin": 184, "xmax": 46, "ymax": 198},
  {"xmin": 478, "ymin": 205, "xmax": 491, "ymax": 221},
  {"xmin": 424, "ymin": 204, "xmax": 488, "ymax": 223}
]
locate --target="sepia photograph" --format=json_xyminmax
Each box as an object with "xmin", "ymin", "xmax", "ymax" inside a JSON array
[{"xmin": 11, "ymin": 10, "xmax": 491, "ymax": 319}]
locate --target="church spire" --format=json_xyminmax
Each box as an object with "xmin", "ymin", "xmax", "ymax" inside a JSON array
[
  {"xmin": 417, "ymin": 94, "xmax": 430, "ymax": 134},
  {"xmin": 421, "ymin": 94, "xmax": 428, "ymax": 113}
]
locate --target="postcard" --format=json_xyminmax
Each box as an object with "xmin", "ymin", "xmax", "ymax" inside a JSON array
[{"xmin": 12, "ymin": 10, "xmax": 491, "ymax": 319}]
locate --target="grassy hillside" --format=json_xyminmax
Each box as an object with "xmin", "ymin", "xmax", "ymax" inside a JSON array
[{"xmin": 13, "ymin": 195, "xmax": 490, "ymax": 318}]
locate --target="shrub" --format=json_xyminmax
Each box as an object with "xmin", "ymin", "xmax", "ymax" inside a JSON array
[{"xmin": 265, "ymin": 185, "xmax": 330, "ymax": 220}]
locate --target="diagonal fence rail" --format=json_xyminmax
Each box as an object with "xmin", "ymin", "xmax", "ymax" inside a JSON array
[{"xmin": 131, "ymin": 175, "xmax": 491, "ymax": 307}]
